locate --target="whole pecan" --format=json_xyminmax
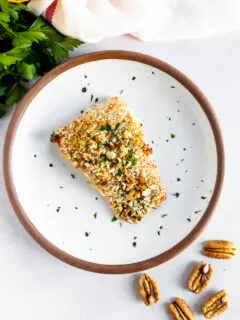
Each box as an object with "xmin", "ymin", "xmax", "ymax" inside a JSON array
[
  {"xmin": 139, "ymin": 274, "xmax": 160, "ymax": 306},
  {"xmin": 203, "ymin": 240, "xmax": 237, "ymax": 259},
  {"xmin": 168, "ymin": 297, "xmax": 195, "ymax": 320},
  {"xmin": 202, "ymin": 290, "xmax": 229, "ymax": 319},
  {"xmin": 187, "ymin": 261, "xmax": 213, "ymax": 294}
]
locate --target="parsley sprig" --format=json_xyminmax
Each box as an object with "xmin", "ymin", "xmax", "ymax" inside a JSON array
[{"xmin": 0, "ymin": 0, "xmax": 83, "ymax": 117}]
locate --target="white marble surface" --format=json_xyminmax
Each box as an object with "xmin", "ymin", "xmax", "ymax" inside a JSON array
[{"xmin": 1, "ymin": 34, "xmax": 240, "ymax": 319}]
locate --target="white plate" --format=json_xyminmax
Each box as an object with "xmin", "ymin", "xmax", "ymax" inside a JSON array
[{"xmin": 3, "ymin": 51, "xmax": 224, "ymax": 273}]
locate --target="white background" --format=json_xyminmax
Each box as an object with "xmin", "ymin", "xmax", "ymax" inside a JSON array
[{"xmin": 1, "ymin": 34, "xmax": 240, "ymax": 319}]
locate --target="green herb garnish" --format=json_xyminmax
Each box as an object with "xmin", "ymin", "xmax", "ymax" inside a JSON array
[
  {"xmin": 187, "ymin": 218, "xmax": 191, "ymax": 222},
  {"xmin": 116, "ymin": 170, "xmax": 122, "ymax": 177},
  {"xmin": 100, "ymin": 123, "xmax": 111, "ymax": 131},
  {"xmin": 132, "ymin": 242, "xmax": 137, "ymax": 247},
  {"xmin": 100, "ymin": 155, "xmax": 107, "ymax": 163},
  {"xmin": 56, "ymin": 206, "xmax": 61, "ymax": 212},
  {"xmin": 82, "ymin": 87, "xmax": 87, "ymax": 93},
  {"xmin": 49, "ymin": 163, "xmax": 53, "ymax": 167},
  {"xmin": 111, "ymin": 216, "xmax": 118, "ymax": 222},
  {"xmin": 85, "ymin": 232, "xmax": 89, "ymax": 237},
  {"xmin": 170, "ymin": 134, "xmax": 176, "ymax": 138},
  {"xmin": 94, "ymin": 212, "xmax": 97, "ymax": 219},
  {"xmin": 174, "ymin": 192, "xmax": 180, "ymax": 198},
  {"xmin": 131, "ymin": 157, "xmax": 138, "ymax": 166},
  {"xmin": 126, "ymin": 149, "xmax": 133, "ymax": 159},
  {"xmin": 0, "ymin": 1, "xmax": 82, "ymax": 117},
  {"xmin": 201, "ymin": 196, "xmax": 206, "ymax": 200},
  {"xmin": 132, "ymin": 76, "xmax": 136, "ymax": 80},
  {"xmin": 71, "ymin": 173, "xmax": 75, "ymax": 179}
]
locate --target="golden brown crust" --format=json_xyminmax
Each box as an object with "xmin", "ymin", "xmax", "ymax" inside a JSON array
[{"xmin": 51, "ymin": 97, "xmax": 166, "ymax": 223}]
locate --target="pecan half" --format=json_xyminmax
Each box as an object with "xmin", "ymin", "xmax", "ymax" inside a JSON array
[
  {"xmin": 187, "ymin": 261, "xmax": 213, "ymax": 294},
  {"xmin": 203, "ymin": 240, "xmax": 237, "ymax": 259},
  {"xmin": 139, "ymin": 274, "xmax": 160, "ymax": 306},
  {"xmin": 202, "ymin": 290, "xmax": 229, "ymax": 319},
  {"xmin": 168, "ymin": 298, "xmax": 195, "ymax": 320}
]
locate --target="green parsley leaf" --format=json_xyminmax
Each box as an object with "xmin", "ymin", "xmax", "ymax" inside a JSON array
[
  {"xmin": 132, "ymin": 242, "xmax": 137, "ymax": 247},
  {"xmin": 131, "ymin": 157, "xmax": 138, "ymax": 166},
  {"xmin": 12, "ymin": 30, "xmax": 48, "ymax": 47},
  {"xmin": 94, "ymin": 212, "xmax": 97, "ymax": 219},
  {"xmin": 127, "ymin": 149, "xmax": 133, "ymax": 159},
  {"xmin": 111, "ymin": 216, "xmax": 118, "ymax": 222},
  {"xmin": 17, "ymin": 62, "xmax": 36, "ymax": 80},
  {"xmin": 116, "ymin": 170, "xmax": 122, "ymax": 177},
  {"xmin": 174, "ymin": 192, "xmax": 180, "ymax": 198},
  {"xmin": 5, "ymin": 82, "xmax": 26, "ymax": 106}
]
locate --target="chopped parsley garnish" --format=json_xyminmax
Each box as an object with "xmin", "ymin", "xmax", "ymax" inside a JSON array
[
  {"xmin": 192, "ymin": 122, "xmax": 196, "ymax": 126},
  {"xmin": 34, "ymin": 154, "xmax": 37, "ymax": 157},
  {"xmin": 111, "ymin": 216, "xmax": 118, "ymax": 222},
  {"xmin": 100, "ymin": 155, "xmax": 107, "ymax": 163},
  {"xmin": 84, "ymin": 75, "xmax": 87, "ymax": 78},
  {"xmin": 187, "ymin": 218, "xmax": 191, "ymax": 222},
  {"xmin": 134, "ymin": 236, "xmax": 137, "ymax": 240},
  {"xmin": 171, "ymin": 86, "xmax": 175, "ymax": 88},
  {"xmin": 120, "ymin": 89, "xmax": 124, "ymax": 94},
  {"xmin": 95, "ymin": 97, "xmax": 99, "ymax": 103},
  {"xmin": 160, "ymin": 226, "xmax": 163, "ymax": 230},
  {"xmin": 94, "ymin": 212, "xmax": 97, "ymax": 219},
  {"xmin": 201, "ymin": 179, "xmax": 204, "ymax": 182},
  {"xmin": 174, "ymin": 192, "xmax": 180, "ymax": 198},
  {"xmin": 177, "ymin": 177, "xmax": 181, "ymax": 182},
  {"xmin": 59, "ymin": 186, "xmax": 63, "ymax": 189},
  {"xmin": 131, "ymin": 157, "xmax": 138, "ymax": 166},
  {"xmin": 161, "ymin": 214, "xmax": 168, "ymax": 218},
  {"xmin": 74, "ymin": 207, "xmax": 78, "ymax": 210},
  {"xmin": 157, "ymin": 230, "xmax": 161, "ymax": 236},
  {"xmin": 201, "ymin": 196, "xmax": 206, "ymax": 200},
  {"xmin": 85, "ymin": 232, "xmax": 90, "ymax": 237},
  {"xmin": 95, "ymin": 197, "xmax": 98, "ymax": 200},
  {"xmin": 127, "ymin": 149, "xmax": 133, "ymax": 159},
  {"xmin": 152, "ymin": 71, "xmax": 155, "ymax": 74},
  {"xmin": 132, "ymin": 76, "xmax": 136, "ymax": 80},
  {"xmin": 116, "ymin": 170, "xmax": 122, "ymax": 177},
  {"xmin": 56, "ymin": 206, "xmax": 61, "ymax": 212},
  {"xmin": 194, "ymin": 210, "xmax": 202, "ymax": 214},
  {"xmin": 49, "ymin": 163, "xmax": 53, "ymax": 167},
  {"xmin": 183, "ymin": 148, "xmax": 186, "ymax": 151},
  {"xmin": 90, "ymin": 94, "xmax": 94, "ymax": 101},
  {"xmin": 132, "ymin": 242, "xmax": 137, "ymax": 247},
  {"xmin": 100, "ymin": 123, "xmax": 111, "ymax": 131},
  {"xmin": 71, "ymin": 174, "xmax": 75, "ymax": 179},
  {"xmin": 170, "ymin": 134, "xmax": 176, "ymax": 138},
  {"xmin": 81, "ymin": 110, "xmax": 84, "ymax": 113},
  {"xmin": 82, "ymin": 87, "xmax": 87, "ymax": 93}
]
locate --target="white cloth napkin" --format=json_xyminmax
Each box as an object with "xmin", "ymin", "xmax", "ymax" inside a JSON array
[{"xmin": 28, "ymin": 0, "xmax": 240, "ymax": 42}]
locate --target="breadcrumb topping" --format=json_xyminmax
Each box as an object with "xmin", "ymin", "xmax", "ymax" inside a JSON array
[{"xmin": 50, "ymin": 97, "xmax": 166, "ymax": 223}]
